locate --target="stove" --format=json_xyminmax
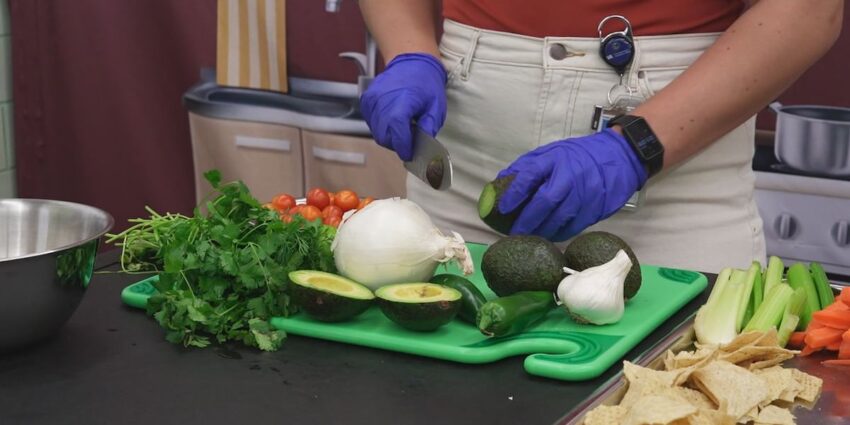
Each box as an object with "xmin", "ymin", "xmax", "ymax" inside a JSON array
[{"xmin": 753, "ymin": 145, "xmax": 850, "ymax": 282}]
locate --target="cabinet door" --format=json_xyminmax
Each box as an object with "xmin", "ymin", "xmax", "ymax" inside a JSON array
[
  {"xmin": 189, "ymin": 112, "xmax": 304, "ymax": 204},
  {"xmin": 301, "ymin": 129, "xmax": 407, "ymax": 199}
]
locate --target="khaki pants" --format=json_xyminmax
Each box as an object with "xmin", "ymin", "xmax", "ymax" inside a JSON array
[{"xmin": 407, "ymin": 19, "xmax": 766, "ymax": 273}]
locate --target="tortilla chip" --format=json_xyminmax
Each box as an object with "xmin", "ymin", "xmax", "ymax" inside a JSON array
[
  {"xmin": 671, "ymin": 386, "xmax": 716, "ymax": 410},
  {"xmin": 791, "ymin": 369, "xmax": 823, "ymax": 404},
  {"xmin": 623, "ymin": 394, "xmax": 696, "ymax": 425},
  {"xmin": 687, "ymin": 408, "xmax": 736, "ymax": 425},
  {"xmin": 778, "ymin": 376, "xmax": 802, "ymax": 403},
  {"xmin": 750, "ymin": 328, "xmax": 780, "ymax": 348},
  {"xmin": 720, "ymin": 330, "xmax": 769, "ymax": 352},
  {"xmin": 741, "ymin": 405, "xmax": 760, "ymax": 423},
  {"xmin": 583, "ymin": 404, "xmax": 627, "ymax": 425},
  {"xmin": 748, "ymin": 353, "xmax": 797, "ymax": 371},
  {"xmin": 719, "ymin": 345, "xmax": 795, "ymax": 368},
  {"xmin": 690, "ymin": 360, "xmax": 768, "ymax": 420},
  {"xmin": 754, "ymin": 366, "xmax": 795, "ymax": 406},
  {"xmin": 756, "ymin": 405, "xmax": 796, "ymax": 425},
  {"xmin": 667, "ymin": 346, "xmax": 718, "ymax": 370}
]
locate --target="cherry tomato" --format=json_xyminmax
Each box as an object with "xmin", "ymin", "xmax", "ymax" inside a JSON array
[
  {"xmin": 327, "ymin": 192, "xmax": 336, "ymax": 207},
  {"xmin": 323, "ymin": 215, "xmax": 342, "ymax": 227},
  {"xmin": 334, "ymin": 189, "xmax": 359, "ymax": 212},
  {"xmin": 322, "ymin": 205, "xmax": 343, "ymax": 220},
  {"xmin": 306, "ymin": 188, "xmax": 331, "ymax": 210},
  {"xmin": 272, "ymin": 193, "xmax": 296, "ymax": 212},
  {"xmin": 299, "ymin": 205, "xmax": 322, "ymax": 222},
  {"xmin": 280, "ymin": 214, "xmax": 294, "ymax": 224},
  {"xmin": 289, "ymin": 205, "xmax": 303, "ymax": 215},
  {"xmin": 357, "ymin": 197, "xmax": 374, "ymax": 210}
]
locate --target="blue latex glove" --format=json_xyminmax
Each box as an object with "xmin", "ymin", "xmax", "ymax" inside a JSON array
[
  {"xmin": 360, "ymin": 53, "xmax": 447, "ymax": 161},
  {"xmin": 497, "ymin": 129, "xmax": 649, "ymax": 241}
]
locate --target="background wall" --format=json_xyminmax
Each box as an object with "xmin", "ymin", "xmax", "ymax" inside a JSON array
[{"xmin": 8, "ymin": 0, "xmax": 849, "ymax": 233}]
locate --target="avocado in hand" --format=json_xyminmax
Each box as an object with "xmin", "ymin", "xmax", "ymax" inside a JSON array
[{"xmin": 478, "ymin": 175, "xmax": 525, "ymax": 235}]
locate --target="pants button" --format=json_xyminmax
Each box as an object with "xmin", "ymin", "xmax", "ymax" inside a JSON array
[{"xmin": 549, "ymin": 43, "xmax": 568, "ymax": 60}]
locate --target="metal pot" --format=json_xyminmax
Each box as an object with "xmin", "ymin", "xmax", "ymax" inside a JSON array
[
  {"xmin": 0, "ymin": 199, "xmax": 113, "ymax": 351},
  {"xmin": 771, "ymin": 101, "xmax": 850, "ymax": 177}
]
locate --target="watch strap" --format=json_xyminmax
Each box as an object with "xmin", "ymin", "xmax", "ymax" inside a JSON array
[{"xmin": 608, "ymin": 114, "xmax": 664, "ymax": 178}]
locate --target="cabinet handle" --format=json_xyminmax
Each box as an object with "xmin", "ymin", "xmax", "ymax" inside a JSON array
[
  {"xmin": 311, "ymin": 146, "xmax": 366, "ymax": 165},
  {"xmin": 235, "ymin": 135, "xmax": 292, "ymax": 152}
]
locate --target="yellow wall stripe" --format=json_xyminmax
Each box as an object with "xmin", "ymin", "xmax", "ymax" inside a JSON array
[
  {"xmin": 256, "ymin": 0, "xmax": 270, "ymax": 90},
  {"xmin": 275, "ymin": 0, "xmax": 288, "ymax": 92},
  {"xmin": 216, "ymin": 0, "xmax": 229, "ymax": 85},
  {"xmin": 237, "ymin": 0, "xmax": 250, "ymax": 88}
]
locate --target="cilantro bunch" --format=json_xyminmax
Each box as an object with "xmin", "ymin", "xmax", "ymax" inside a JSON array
[{"xmin": 107, "ymin": 171, "xmax": 336, "ymax": 351}]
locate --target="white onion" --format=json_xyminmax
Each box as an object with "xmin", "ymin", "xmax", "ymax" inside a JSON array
[{"xmin": 331, "ymin": 198, "xmax": 474, "ymax": 290}]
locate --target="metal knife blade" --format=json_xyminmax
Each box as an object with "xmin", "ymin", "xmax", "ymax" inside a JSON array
[{"xmin": 404, "ymin": 128, "xmax": 453, "ymax": 191}]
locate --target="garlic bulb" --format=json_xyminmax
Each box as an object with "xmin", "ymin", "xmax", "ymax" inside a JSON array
[{"xmin": 556, "ymin": 250, "xmax": 633, "ymax": 325}]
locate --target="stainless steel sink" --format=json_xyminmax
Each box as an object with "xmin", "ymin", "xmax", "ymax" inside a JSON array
[{"xmin": 183, "ymin": 75, "xmax": 371, "ymax": 136}]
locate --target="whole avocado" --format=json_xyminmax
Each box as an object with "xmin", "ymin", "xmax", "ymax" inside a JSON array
[
  {"xmin": 481, "ymin": 235, "xmax": 566, "ymax": 297},
  {"xmin": 563, "ymin": 231, "xmax": 642, "ymax": 299}
]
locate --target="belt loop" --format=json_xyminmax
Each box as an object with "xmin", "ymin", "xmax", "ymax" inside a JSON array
[
  {"xmin": 460, "ymin": 29, "xmax": 480, "ymax": 81},
  {"xmin": 626, "ymin": 38, "xmax": 642, "ymax": 92}
]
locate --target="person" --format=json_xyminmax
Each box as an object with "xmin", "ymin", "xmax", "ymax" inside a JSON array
[{"xmin": 357, "ymin": 0, "xmax": 843, "ymax": 273}]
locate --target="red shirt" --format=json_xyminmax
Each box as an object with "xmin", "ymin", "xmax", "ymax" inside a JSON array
[{"xmin": 443, "ymin": 0, "xmax": 745, "ymax": 37}]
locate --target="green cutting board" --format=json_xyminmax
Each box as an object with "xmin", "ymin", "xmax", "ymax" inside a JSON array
[{"xmin": 120, "ymin": 243, "xmax": 706, "ymax": 381}]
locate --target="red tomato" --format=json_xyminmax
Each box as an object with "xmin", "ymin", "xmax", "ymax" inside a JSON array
[
  {"xmin": 327, "ymin": 192, "xmax": 336, "ymax": 207},
  {"xmin": 322, "ymin": 205, "xmax": 343, "ymax": 220},
  {"xmin": 299, "ymin": 205, "xmax": 322, "ymax": 222},
  {"xmin": 306, "ymin": 188, "xmax": 331, "ymax": 210},
  {"xmin": 280, "ymin": 214, "xmax": 293, "ymax": 224},
  {"xmin": 289, "ymin": 205, "xmax": 303, "ymax": 216},
  {"xmin": 323, "ymin": 215, "xmax": 342, "ymax": 227},
  {"xmin": 334, "ymin": 189, "xmax": 359, "ymax": 212},
  {"xmin": 357, "ymin": 197, "xmax": 374, "ymax": 210},
  {"xmin": 272, "ymin": 194, "xmax": 296, "ymax": 212}
]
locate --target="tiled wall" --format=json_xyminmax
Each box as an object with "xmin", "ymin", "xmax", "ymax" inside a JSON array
[{"xmin": 0, "ymin": 0, "xmax": 13, "ymax": 198}]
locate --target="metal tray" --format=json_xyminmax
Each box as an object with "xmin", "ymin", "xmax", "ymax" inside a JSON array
[{"xmin": 556, "ymin": 293, "xmax": 850, "ymax": 425}]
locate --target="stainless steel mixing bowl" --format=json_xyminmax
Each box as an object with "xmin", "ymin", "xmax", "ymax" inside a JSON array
[{"xmin": 0, "ymin": 199, "xmax": 114, "ymax": 351}]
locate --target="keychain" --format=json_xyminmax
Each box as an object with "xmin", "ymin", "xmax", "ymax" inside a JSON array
[{"xmin": 592, "ymin": 15, "xmax": 645, "ymax": 212}]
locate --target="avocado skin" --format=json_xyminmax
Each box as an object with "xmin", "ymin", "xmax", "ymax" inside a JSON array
[
  {"xmin": 377, "ymin": 298, "xmax": 461, "ymax": 332},
  {"xmin": 563, "ymin": 231, "xmax": 642, "ymax": 300},
  {"xmin": 479, "ymin": 175, "xmax": 523, "ymax": 235},
  {"xmin": 481, "ymin": 235, "xmax": 566, "ymax": 297},
  {"xmin": 290, "ymin": 283, "xmax": 372, "ymax": 322}
]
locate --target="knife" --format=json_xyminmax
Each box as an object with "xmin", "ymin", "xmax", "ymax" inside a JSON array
[{"xmin": 404, "ymin": 128, "xmax": 453, "ymax": 191}]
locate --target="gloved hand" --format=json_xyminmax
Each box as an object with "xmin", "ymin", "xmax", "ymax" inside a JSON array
[
  {"xmin": 360, "ymin": 53, "xmax": 447, "ymax": 161},
  {"xmin": 497, "ymin": 129, "xmax": 649, "ymax": 241}
]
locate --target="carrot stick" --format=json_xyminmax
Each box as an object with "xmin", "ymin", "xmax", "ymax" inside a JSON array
[
  {"xmin": 841, "ymin": 287, "xmax": 850, "ymax": 306},
  {"xmin": 788, "ymin": 331, "xmax": 807, "ymax": 348},
  {"xmin": 841, "ymin": 330, "xmax": 850, "ymax": 359},
  {"xmin": 811, "ymin": 308, "xmax": 850, "ymax": 329},
  {"xmin": 822, "ymin": 359, "xmax": 850, "ymax": 367},
  {"xmin": 801, "ymin": 345, "xmax": 823, "ymax": 356},
  {"xmin": 805, "ymin": 326, "xmax": 845, "ymax": 348}
]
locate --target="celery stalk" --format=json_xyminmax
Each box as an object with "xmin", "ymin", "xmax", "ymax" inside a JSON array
[
  {"xmin": 735, "ymin": 263, "xmax": 760, "ymax": 332},
  {"xmin": 695, "ymin": 267, "xmax": 755, "ymax": 345},
  {"xmin": 777, "ymin": 314, "xmax": 800, "ymax": 347},
  {"xmin": 787, "ymin": 263, "xmax": 820, "ymax": 330},
  {"xmin": 777, "ymin": 287, "xmax": 807, "ymax": 347},
  {"xmin": 751, "ymin": 261, "xmax": 764, "ymax": 314},
  {"xmin": 744, "ymin": 283, "xmax": 794, "ymax": 332},
  {"xmin": 810, "ymin": 262, "xmax": 835, "ymax": 309},
  {"xmin": 764, "ymin": 256, "xmax": 784, "ymax": 300}
]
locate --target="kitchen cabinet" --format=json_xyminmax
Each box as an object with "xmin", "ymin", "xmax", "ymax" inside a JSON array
[
  {"xmin": 188, "ymin": 111, "xmax": 406, "ymax": 204},
  {"xmin": 301, "ymin": 129, "xmax": 406, "ymax": 199},
  {"xmin": 188, "ymin": 112, "xmax": 304, "ymax": 204}
]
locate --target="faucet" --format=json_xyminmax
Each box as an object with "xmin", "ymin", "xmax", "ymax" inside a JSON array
[{"xmin": 325, "ymin": 0, "xmax": 376, "ymax": 95}]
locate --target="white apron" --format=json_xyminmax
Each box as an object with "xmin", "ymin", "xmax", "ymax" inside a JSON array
[{"xmin": 407, "ymin": 19, "xmax": 766, "ymax": 273}]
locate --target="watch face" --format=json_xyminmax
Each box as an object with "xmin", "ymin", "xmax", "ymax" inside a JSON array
[{"xmin": 625, "ymin": 121, "xmax": 663, "ymax": 159}]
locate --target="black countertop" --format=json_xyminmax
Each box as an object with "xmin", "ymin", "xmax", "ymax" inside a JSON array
[{"xmin": 0, "ymin": 251, "xmax": 712, "ymax": 425}]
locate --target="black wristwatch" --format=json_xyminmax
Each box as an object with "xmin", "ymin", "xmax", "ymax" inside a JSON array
[{"xmin": 607, "ymin": 115, "xmax": 664, "ymax": 178}]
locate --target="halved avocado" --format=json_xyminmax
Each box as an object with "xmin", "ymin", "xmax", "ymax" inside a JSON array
[
  {"xmin": 376, "ymin": 283, "xmax": 462, "ymax": 331},
  {"xmin": 289, "ymin": 270, "xmax": 375, "ymax": 322},
  {"xmin": 478, "ymin": 175, "xmax": 524, "ymax": 235}
]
